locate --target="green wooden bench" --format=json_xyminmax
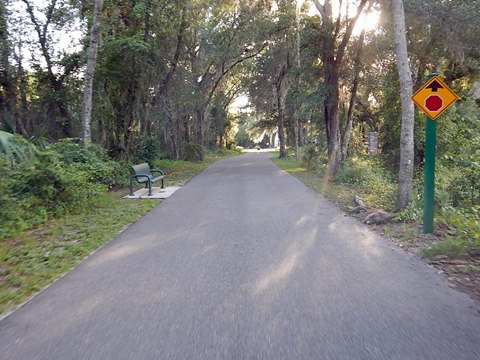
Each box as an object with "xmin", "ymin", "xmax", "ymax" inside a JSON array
[{"xmin": 129, "ymin": 163, "xmax": 165, "ymax": 196}]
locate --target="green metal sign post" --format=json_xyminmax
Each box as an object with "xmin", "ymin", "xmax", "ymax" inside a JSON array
[
  {"xmin": 412, "ymin": 73, "xmax": 459, "ymax": 234},
  {"xmin": 423, "ymin": 114, "xmax": 437, "ymax": 234}
]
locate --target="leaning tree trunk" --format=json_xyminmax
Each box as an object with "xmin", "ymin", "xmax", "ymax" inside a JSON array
[
  {"xmin": 392, "ymin": 0, "xmax": 415, "ymax": 210},
  {"xmin": 81, "ymin": 0, "xmax": 103, "ymax": 149}
]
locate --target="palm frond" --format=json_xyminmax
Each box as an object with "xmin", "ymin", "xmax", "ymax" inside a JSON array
[{"xmin": 0, "ymin": 131, "xmax": 37, "ymax": 162}]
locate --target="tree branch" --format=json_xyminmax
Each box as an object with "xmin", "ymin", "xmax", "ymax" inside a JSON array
[
  {"xmin": 21, "ymin": 0, "xmax": 55, "ymax": 79},
  {"xmin": 206, "ymin": 42, "xmax": 268, "ymax": 106},
  {"xmin": 158, "ymin": 4, "xmax": 187, "ymax": 97},
  {"xmin": 336, "ymin": 0, "xmax": 368, "ymax": 65},
  {"xmin": 312, "ymin": 0, "xmax": 326, "ymax": 20}
]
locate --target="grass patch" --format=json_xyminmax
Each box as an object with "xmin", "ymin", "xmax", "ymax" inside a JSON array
[
  {"xmin": 422, "ymin": 237, "xmax": 468, "ymax": 260},
  {"xmin": 381, "ymin": 223, "xmax": 419, "ymax": 242},
  {"xmin": 273, "ymin": 158, "xmax": 357, "ymax": 211},
  {"xmin": 0, "ymin": 192, "xmax": 158, "ymax": 314},
  {"xmin": 422, "ymin": 208, "xmax": 480, "ymax": 260},
  {"xmin": 0, "ymin": 152, "xmax": 236, "ymax": 315}
]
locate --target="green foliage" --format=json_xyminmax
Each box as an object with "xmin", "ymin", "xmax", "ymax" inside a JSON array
[
  {"xmin": 335, "ymin": 156, "xmax": 396, "ymax": 209},
  {"xmin": 0, "ymin": 131, "xmax": 36, "ymax": 162},
  {"xmin": 205, "ymin": 146, "xmax": 241, "ymax": 157},
  {"xmin": 424, "ymin": 206, "xmax": 480, "ymax": 259},
  {"xmin": 48, "ymin": 139, "xmax": 124, "ymax": 188},
  {"xmin": 398, "ymin": 182, "xmax": 424, "ymax": 222},
  {"xmin": 442, "ymin": 206, "xmax": 480, "ymax": 244},
  {"xmin": 182, "ymin": 142, "xmax": 202, "ymax": 162},
  {"xmin": 235, "ymin": 125, "xmax": 252, "ymax": 149},
  {"xmin": 132, "ymin": 135, "xmax": 168, "ymax": 166},
  {"xmin": 153, "ymin": 147, "xmax": 239, "ymax": 186},
  {"xmin": 0, "ymin": 139, "xmax": 123, "ymax": 239},
  {"xmin": 422, "ymin": 236, "xmax": 468, "ymax": 260},
  {"xmin": 302, "ymin": 144, "xmax": 328, "ymax": 175},
  {"xmin": 302, "ymin": 144, "xmax": 321, "ymax": 167},
  {"xmin": 436, "ymin": 98, "xmax": 480, "ymax": 209}
]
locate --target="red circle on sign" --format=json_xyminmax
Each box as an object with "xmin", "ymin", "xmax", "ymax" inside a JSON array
[{"xmin": 425, "ymin": 95, "xmax": 443, "ymax": 112}]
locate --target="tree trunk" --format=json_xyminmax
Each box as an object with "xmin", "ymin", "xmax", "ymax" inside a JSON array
[
  {"xmin": 324, "ymin": 67, "xmax": 341, "ymax": 177},
  {"xmin": 195, "ymin": 108, "xmax": 205, "ymax": 161},
  {"xmin": 314, "ymin": 0, "xmax": 368, "ymax": 177},
  {"xmin": 392, "ymin": 0, "xmax": 415, "ymax": 210},
  {"xmin": 22, "ymin": 0, "xmax": 72, "ymax": 138},
  {"xmin": 162, "ymin": 94, "xmax": 180, "ymax": 160},
  {"xmin": 98, "ymin": 114, "xmax": 106, "ymax": 146},
  {"xmin": 294, "ymin": 0, "xmax": 302, "ymax": 160},
  {"xmin": 18, "ymin": 62, "xmax": 30, "ymax": 133},
  {"xmin": 155, "ymin": 4, "xmax": 187, "ymax": 160},
  {"xmin": 275, "ymin": 56, "xmax": 290, "ymax": 159},
  {"xmin": 81, "ymin": 0, "xmax": 103, "ymax": 149},
  {"xmin": 277, "ymin": 105, "xmax": 286, "ymax": 158},
  {"xmin": 0, "ymin": 3, "xmax": 26, "ymax": 136},
  {"xmin": 341, "ymin": 29, "xmax": 366, "ymax": 160},
  {"xmin": 125, "ymin": 83, "xmax": 138, "ymax": 157}
]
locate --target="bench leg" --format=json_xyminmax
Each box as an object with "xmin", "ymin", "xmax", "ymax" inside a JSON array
[
  {"xmin": 161, "ymin": 179, "xmax": 165, "ymax": 189},
  {"xmin": 148, "ymin": 181, "xmax": 152, "ymax": 196},
  {"xmin": 129, "ymin": 178, "xmax": 135, "ymax": 196}
]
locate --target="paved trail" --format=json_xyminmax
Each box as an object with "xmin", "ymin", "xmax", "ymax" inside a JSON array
[{"xmin": 1, "ymin": 152, "xmax": 480, "ymax": 359}]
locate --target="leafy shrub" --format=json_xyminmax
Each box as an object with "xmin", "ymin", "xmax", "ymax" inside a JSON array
[
  {"xmin": 423, "ymin": 206, "xmax": 480, "ymax": 259},
  {"xmin": 435, "ymin": 98, "xmax": 480, "ymax": 209},
  {"xmin": 335, "ymin": 156, "xmax": 396, "ymax": 209},
  {"xmin": 441, "ymin": 207, "xmax": 480, "ymax": 245},
  {"xmin": 398, "ymin": 183, "xmax": 423, "ymax": 222},
  {"xmin": 48, "ymin": 139, "xmax": 124, "ymax": 188},
  {"xmin": 0, "ymin": 139, "xmax": 124, "ymax": 239},
  {"xmin": 436, "ymin": 159, "xmax": 480, "ymax": 210},
  {"xmin": 183, "ymin": 142, "xmax": 201, "ymax": 162},
  {"xmin": 0, "ymin": 131, "xmax": 36, "ymax": 162},
  {"xmin": 302, "ymin": 144, "xmax": 328, "ymax": 174},
  {"xmin": 132, "ymin": 135, "xmax": 168, "ymax": 166}
]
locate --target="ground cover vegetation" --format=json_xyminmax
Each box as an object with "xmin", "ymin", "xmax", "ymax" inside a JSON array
[{"xmin": 1, "ymin": 1, "xmax": 479, "ymax": 305}]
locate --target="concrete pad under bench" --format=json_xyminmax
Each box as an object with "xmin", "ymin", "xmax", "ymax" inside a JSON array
[{"xmin": 124, "ymin": 186, "xmax": 180, "ymax": 199}]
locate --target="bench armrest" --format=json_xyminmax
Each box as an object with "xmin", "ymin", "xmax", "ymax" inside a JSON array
[
  {"xmin": 132, "ymin": 174, "xmax": 152, "ymax": 181},
  {"xmin": 150, "ymin": 169, "xmax": 164, "ymax": 176}
]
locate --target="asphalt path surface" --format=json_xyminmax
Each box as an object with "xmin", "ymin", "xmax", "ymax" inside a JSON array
[{"xmin": 1, "ymin": 152, "xmax": 480, "ymax": 360}]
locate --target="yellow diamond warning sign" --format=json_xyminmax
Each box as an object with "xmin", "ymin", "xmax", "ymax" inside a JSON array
[{"xmin": 412, "ymin": 76, "xmax": 459, "ymax": 120}]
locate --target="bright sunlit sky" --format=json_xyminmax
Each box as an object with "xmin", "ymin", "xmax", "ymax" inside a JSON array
[
  {"xmin": 8, "ymin": 0, "xmax": 85, "ymax": 70},
  {"xmin": 306, "ymin": 0, "xmax": 381, "ymax": 36}
]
